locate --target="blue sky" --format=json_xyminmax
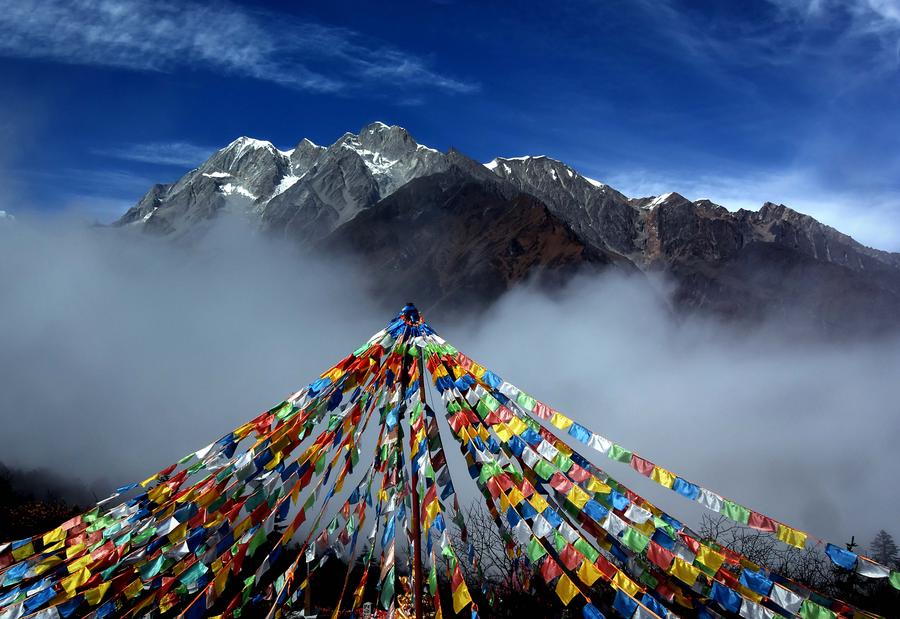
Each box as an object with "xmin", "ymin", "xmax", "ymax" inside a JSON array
[{"xmin": 1, "ymin": 0, "xmax": 899, "ymax": 250}]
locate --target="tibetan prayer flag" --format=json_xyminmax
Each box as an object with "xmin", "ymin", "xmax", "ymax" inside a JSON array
[
  {"xmin": 526, "ymin": 537, "xmax": 547, "ymax": 563},
  {"xmin": 612, "ymin": 571, "xmax": 640, "ymax": 597},
  {"xmin": 771, "ymin": 583, "xmax": 804, "ymax": 614},
  {"xmin": 698, "ymin": 488, "xmax": 723, "ymax": 512},
  {"xmin": 550, "ymin": 412, "xmax": 573, "ymax": 431},
  {"xmin": 541, "ymin": 557, "xmax": 563, "ymax": 583},
  {"xmin": 857, "ymin": 557, "xmax": 890, "ymax": 578},
  {"xmin": 630, "ymin": 455, "xmax": 654, "ymax": 477},
  {"xmin": 799, "ymin": 599, "xmax": 835, "ymax": 619},
  {"xmin": 824, "ymin": 544, "xmax": 857, "ymax": 571},
  {"xmin": 890, "ymin": 571, "xmax": 900, "ymax": 590},
  {"xmin": 710, "ymin": 582, "xmax": 741, "ymax": 614},
  {"xmin": 621, "ymin": 528, "xmax": 650, "ymax": 553},
  {"xmin": 672, "ymin": 477, "xmax": 700, "ymax": 500},
  {"xmin": 613, "ymin": 590, "xmax": 638, "ymax": 618},
  {"xmin": 608, "ymin": 444, "xmax": 632, "ymax": 463},
  {"xmin": 747, "ymin": 511, "xmax": 777, "ymax": 533},
  {"xmin": 568, "ymin": 423, "xmax": 591, "ymax": 444},
  {"xmin": 668, "ymin": 556, "xmax": 700, "ymax": 586},
  {"xmin": 555, "ymin": 574, "xmax": 579, "ymax": 606},
  {"xmin": 722, "ymin": 500, "xmax": 750, "ymax": 524},
  {"xmin": 647, "ymin": 541, "xmax": 674, "ymax": 570},
  {"xmin": 582, "ymin": 603, "xmax": 605, "ymax": 619},
  {"xmin": 451, "ymin": 582, "xmax": 471, "ymax": 613},
  {"xmin": 739, "ymin": 569, "xmax": 773, "ymax": 597},
  {"xmin": 650, "ymin": 466, "xmax": 675, "ymax": 488},
  {"xmin": 576, "ymin": 559, "xmax": 602, "ymax": 586},
  {"xmin": 776, "ymin": 524, "xmax": 807, "ymax": 549},
  {"xmin": 695, "ymin": 545, "xmax": 725, "ymax": 572}
]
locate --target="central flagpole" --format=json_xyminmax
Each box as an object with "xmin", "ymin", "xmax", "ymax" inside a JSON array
[{"xmin": 401, "ymin": 304, "xmax": 425, "ymax": 619}]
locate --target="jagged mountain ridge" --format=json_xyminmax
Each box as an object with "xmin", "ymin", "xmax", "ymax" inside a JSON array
[{"xmin": 115, "ymin": 122, "xmax": 900, "ymax": 332}]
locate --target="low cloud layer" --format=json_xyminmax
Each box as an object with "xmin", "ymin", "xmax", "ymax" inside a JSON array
[{"xmin": 1, "ymin": 216, "xmax": 898, "ymax": 549}]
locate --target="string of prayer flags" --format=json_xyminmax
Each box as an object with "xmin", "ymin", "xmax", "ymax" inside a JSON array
[{"xmin": 0, "ymin": 305, "xmax": 889, "ymax": 619}]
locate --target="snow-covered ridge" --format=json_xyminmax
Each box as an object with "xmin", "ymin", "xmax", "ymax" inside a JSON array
[
  {"xmin": 223, "ymin": 136, "xmax": 292, "ymax": 160},
  {"xmin": 485, "ymin": 155, "xmax": 608, "ymax": 190}
]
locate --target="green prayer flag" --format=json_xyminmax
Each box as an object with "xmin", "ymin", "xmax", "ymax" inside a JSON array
[
  {"xmin": 248, "ymin": 527, "xmax": 267, "ymax": 557},
  {"xmin": 621, "ymin": 527, "xmax": 650, "ymax": 553},
  {"xmin": 608, "ymin": 444, "xmax": 632, "ymax": 463},
  {"xmin": 640, "ymin": 571, "xmax": 658, "ymax": 589},
  {"xmin": 380, "ymin": 566, "xmax": 395, "ymax": 609},
  {"xmin": 533, "ymin": 459, "xmax": 557, "ymax": 481},
  {"xmin": 552, "ymin": 532, "xmax": 568, "ymax": 554},
  {"xmin": 890, "ymin": 571, "xmax": 900, "ymax": 590},
  {"xmin": 722, "ymin": 500, "xmax": 751, "ymax": 524},
  {"xmin": 799, "ymin": 599, "xmax": 835, "ymax": 619},
  {"xmin": 553, "ymin": 453, "xmax": 573, "ymax": 473},
  {"xmin": 428, "ymin": 564, "xmax": 437, "ymax": 595},
  {"xmin": 573, "ymin": 538, "xmax": 599, "ymax": 563},
  {"xmin": 481, "ymin": 394, "xmax": 500, "ymax": 412},
  {"xmin": 526, "ymin": 537, "xmax": 547, "ymax": 563},
  {"xmin": 478, "ymin": 461, "xmax": 503, "ymax": 484},
  {"xmin": 516, "ymin": 392, "xmax": 536, "ymax": 411}
]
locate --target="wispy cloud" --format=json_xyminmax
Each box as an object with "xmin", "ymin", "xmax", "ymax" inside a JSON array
[
  {"xmin": 0, "ymin": 0, "xmax": 478, "ymax": 95},
  {"xmin": 93, "ymin": 142, "xmax": 215, "ymax": 167}
]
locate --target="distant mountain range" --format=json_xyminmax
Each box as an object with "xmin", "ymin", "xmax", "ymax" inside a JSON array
[{"xmin": 115, "ymin": 122, "xmax": 900, "ymax": 333}]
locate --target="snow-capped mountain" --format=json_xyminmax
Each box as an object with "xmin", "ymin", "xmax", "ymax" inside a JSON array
[
  {"xmin": 115, "ymin": 122, "xmax": 900, "ymax": 333},
  {"xmin": 117, "ymin": 122, "xmax": 450, "ymax": 241}
]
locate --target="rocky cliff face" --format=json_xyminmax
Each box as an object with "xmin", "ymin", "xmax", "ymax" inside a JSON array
[{"xmin": 115, "ymin": 122, "xmax": 900, "ymax": 333}]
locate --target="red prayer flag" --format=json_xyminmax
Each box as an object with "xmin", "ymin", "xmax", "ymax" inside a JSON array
[{"xmin": 541, "ymin": 557, "xmax": 563, "ymax": 583}]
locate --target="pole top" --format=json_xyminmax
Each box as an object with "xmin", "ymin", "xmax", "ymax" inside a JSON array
[{"xmin": 400, "ymin": 303, "xmax": 422, "ymax": 326}]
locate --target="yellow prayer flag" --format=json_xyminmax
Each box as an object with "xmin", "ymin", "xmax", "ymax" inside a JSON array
[
  {"xmin": 11, "ymin": 541, "xmax": 34, "ymax": 561},
  {"xmin": 494, "ymin": 424, "xmax": 512, "ymax": 443},
  {"xmin": 612, "ymin": 571, "xmax": 641, "ymax": 597},
  {"xmin": 85, "ymin": 581, "xmax": 111, "ymax": 606},
  {"xmin": 124, "ymin": 578, "xmax": 144, "ymax": 599},
  {"xmin": 452, "ymin": 582, "xmax": 472, "ymax": 613},
  {"xmin": 549, "ymin": 412, "xmax": 573, "ymax": 431},
  {"xmin": 668, "ymin": 556, "xmax": 701, "ymax": 586},
  {"xmin": 576, "ymin": 559, "xmax": 602, "ymax": 586},
  {"xmin": 776, "ymin": 524, "xmax": 808, "ymax": 549},
  {"xmin": 215, "ymin": 565, "xmax": 230, "ymax": 596},
  {"xmin": 566, "ymin": 486, "xmax": 590, "ymax": 510},
  {"xmin": 528, "ymin": 493, "xmax": 549, "ymax": 513},
  {"xmin": 68, "ymin": 554, "xmax": 92, "ymax": 573},
  {"xmin": 499, "ymin": 491, "xmax": 510, "ymax": 512},
  {"xmin": 555, "ymin": 573, "xmax": 579, "ymax": 606},
  {"xmin": 66, "ymin": 543, "xmax": 86, "ymax": 559},
  {"xmin": 507, "ymin": 487, "xmax": 524, "ymax": 506},
  {"xmin": 507, "ymin": 418, "xmax": 528, "ymax": 435},
  {"xmin": 43, "ymin": 527, "xmax": 66, "ymax": 545},
  {"xmin": 62, "ymin": 566, "xmax": 91, "ymax": 596},
  {"xmin": 586, "ymin": 477, "xmax": 611, "ymax": 494},
  {"xmin": 695, "ymin": 545, "xmax": 725, "ymax": 572},
  {"xmin": 738, "ymin": 585, "xmax": 763, "ymax": 603},
  {"xmin": 634, "ymin": 519, "xmax": 656, "ymax": 537},
  {"xmin": 425, "ymin": 499, "xmax": 440, "ymax": 526},
  {"xmin": 650, "ymin": 466, "xmax": 676, "ymax": 489},
  {"xmin": 470, "ymin": 363, "xmax": 486, "ymax": 379},
  {"xmin": 34, "ymin": 555, "xmax": 63, "ymax": 575}
]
